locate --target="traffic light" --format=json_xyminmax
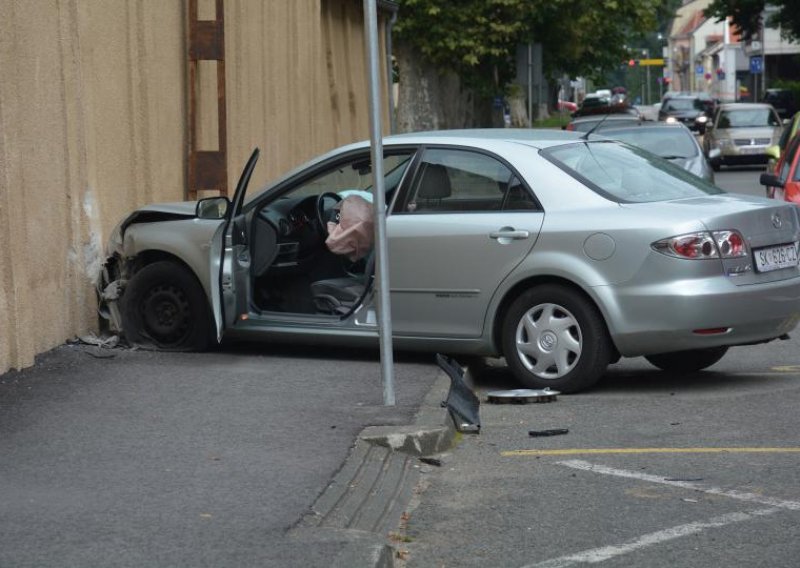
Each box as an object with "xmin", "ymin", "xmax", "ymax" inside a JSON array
[{"xmin": 628, "ymin": 59, "xmax": 636, "ymax": 67}]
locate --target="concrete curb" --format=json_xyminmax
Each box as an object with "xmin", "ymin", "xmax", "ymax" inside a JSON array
[{"xmin": 291, "ymin": 371, "xmax": 455, "ymax": 568}]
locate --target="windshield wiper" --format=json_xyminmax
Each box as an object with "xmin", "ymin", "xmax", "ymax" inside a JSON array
[{"xmin": 580, "ymin": 114, "xmax": 612, "ymax": 140}]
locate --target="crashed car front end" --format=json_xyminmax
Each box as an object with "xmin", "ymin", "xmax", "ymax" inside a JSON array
[{"xmin": 96, "ymin": 204, "xmax": 217, "ymax": 337}]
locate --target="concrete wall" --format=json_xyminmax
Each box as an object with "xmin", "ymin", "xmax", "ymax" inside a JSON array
[{"xmin": 0, "ymin": 0, "xmax": 391, "ymax": 374}]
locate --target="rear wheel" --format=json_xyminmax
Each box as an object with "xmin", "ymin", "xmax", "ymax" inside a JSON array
[
  {"xmin": 502, "ymin": 285, "xmax": 613, "ymax": 393},
  {"xmin": 122, "ymin": 261, "xmax": 213, "ymax": 351},
  {"xmin": 645, "ymin": 346, "xmax": 728, "ymax": 372}
]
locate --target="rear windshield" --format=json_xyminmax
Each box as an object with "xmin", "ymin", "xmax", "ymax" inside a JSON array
[
  {"xmin": 601, "ymin": 128, "xmax": 699, "ymax": 158},
  {"xmin": 664, "ymin": 98, "xmax": 703, "ymax": 111},
  {"xmin": 542, "ymin": 141, "xmax": 723, "ymax": 203},
  {"xmin": 718, "ymin": 108, "xmax": 780, "ymax": 128}
]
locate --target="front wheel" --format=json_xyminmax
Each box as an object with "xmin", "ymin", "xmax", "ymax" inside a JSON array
[
  {"xmin": 645, "ymin": 346, "xmax": 728, "ymax": 373},
  {"xmin": 502, "ymin": 285, "xmax": 613, "ymax": 393},
  {"xmin": 122, "ymin": 261, "xmax": 213, "ymax": 351}
]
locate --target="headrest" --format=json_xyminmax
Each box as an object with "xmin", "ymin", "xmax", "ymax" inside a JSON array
[{"xmin": 417, "ymin": 164, "xmax": 452, "ymax": 199}]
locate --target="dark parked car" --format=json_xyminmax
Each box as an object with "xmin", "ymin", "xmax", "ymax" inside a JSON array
[
  {"xmin": 764, "ymin": 88, "xmax": 797, "ymax": 120},
  {"xmin": 572, "ymin": 95, "xmax": 639, "ymax": 118},
  {"xmin": 565, "ymin": 114, "xmax": 643, "ymax": 133}
]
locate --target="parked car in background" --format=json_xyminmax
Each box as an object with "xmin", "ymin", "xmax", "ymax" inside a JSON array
[
  {"xmin": 658, "ymin": 94, "xmax": 709, "ymax": 131},
  {"xmin": 703, "ymin": 102, "xmax": 783, "ymax": 170},
  {"xmin": 99, "ymin": 130, "xmax": 800, "ymax": 393},
  {"xmin": 762, "ymin": 127, "xmax": 800, "ymax": 202},
  {"xmin": 764, "ymin": 88, "xmax": 797, "ymax": 120},
  {"xmin": 572, "ymin": 95, "xmax": 639, "ymax": 118},
  {"xmin": 600, "ymin": 122, "xmax": 715, "ymax": 182},
  {"xmin": 766, "ymin": 111, "xmax": 800, "ymax": 173},
  {"xmin": 558, "ymin": 99, "xmax": 578, "ymax": 113},
  {"xmin": 565, "ymin": 113, "xmax": 643, "ymax": 133}
]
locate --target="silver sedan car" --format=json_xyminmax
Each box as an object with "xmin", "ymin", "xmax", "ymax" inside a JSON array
[{"xmin": 99, "ymin": 130, "xmax": 800, "ymax": 392}]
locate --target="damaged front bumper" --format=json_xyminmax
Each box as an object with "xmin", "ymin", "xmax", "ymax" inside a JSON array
[{"xmin": 97, "ymin": 254, "xmax": 127, "ymax": 334}]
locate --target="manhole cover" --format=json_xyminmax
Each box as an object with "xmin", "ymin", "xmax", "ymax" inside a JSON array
[{"xmin": 486, "ymin": 388, "xmax": 560, "ymax": 404}]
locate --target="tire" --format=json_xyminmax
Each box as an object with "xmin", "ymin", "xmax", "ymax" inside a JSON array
[
  {"xmin": 501, "ymin": 285, "xmax": 613, "ymax": 393},
  {"xmin": 122, "ymin": 261, "xmax": 213, "ymax": 351},
  {"xmin": 645, "ymin": 346, "xmax": 728, "ymax": 373}
]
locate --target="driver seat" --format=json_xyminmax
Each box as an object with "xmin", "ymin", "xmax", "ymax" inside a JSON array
[{"xmin": 310, "ymin": 253, "xmax": 374, "ymax": 315}]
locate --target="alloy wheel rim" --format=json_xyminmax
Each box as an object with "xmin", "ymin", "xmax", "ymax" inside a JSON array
[{"xmin": 515, "ymin": 302, "xmax": 582, "ymax": 379}]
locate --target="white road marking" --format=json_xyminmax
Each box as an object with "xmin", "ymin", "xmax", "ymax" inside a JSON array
[
  {"xmin": 521, "ymin": 508, "xmax": 779, "ymax": 568},
  {"xmin": 557, "ymin": 459, "xmax": 800, "ymax": 511},
  {"xmin": 519, "ymin": 459, "xmax": 800, "ymax": 567}
]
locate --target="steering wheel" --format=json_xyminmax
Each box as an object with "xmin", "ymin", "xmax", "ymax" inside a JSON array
[{"xmin": 316, "ymin": 192, "xmax": 343, "ymax": 236}]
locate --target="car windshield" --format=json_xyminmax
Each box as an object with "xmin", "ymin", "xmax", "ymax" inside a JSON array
[
  {"xmin": 542, "ymin": 141, "xmax": 723, "ymax": 203},
  {"xmin": 718, "ymin": 108, "xmax": 780, "ymax": 128},
  {"xmin": 601, "ymin": 128, "xmax": 698, "ymax": 158},
  {"xmin": 664, "ymin": 98, "xmax": 703, "ymax": 111}
]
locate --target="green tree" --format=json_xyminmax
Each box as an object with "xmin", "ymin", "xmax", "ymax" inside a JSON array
[
  {"xmin": 705, "ymin": 0, "xmax": 800, "ymax": 42},
  {"xmin": 392, "ymin": 0, "xmax": 664, "ymax": 130}
]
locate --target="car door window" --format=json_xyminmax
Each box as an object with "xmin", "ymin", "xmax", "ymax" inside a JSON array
[
  {"xmin": 290, "ymin": 153, "xmax": 413, "ymax": 200},
  {"xmin": 403, "ymin": 148, "xmax": 536, "ymax": 213}
]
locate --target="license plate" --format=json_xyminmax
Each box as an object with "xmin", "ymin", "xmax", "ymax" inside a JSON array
[
  {"xmin": 754, "ymin": 243, "xmax": 799, "ymax": 272},
  {"xmin": 740, "ymin": 146, "xmax": 764, "ymax": 154}
]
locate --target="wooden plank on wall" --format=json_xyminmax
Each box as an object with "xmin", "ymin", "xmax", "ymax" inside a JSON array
[{"xmin": 187, "ymin": 0, "xmax": 227, "ymax": 199}]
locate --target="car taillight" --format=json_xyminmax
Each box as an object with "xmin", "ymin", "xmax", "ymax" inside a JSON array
[
  {"xmin": 652, "ymin": 230, "xmax": 747, "ymax": 259},
  {"xmin": 713, "ymin": 230, "xmax": 746, "ymax": 258}
]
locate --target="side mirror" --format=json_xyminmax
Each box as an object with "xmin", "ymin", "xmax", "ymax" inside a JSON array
[
  {"xmin": 196, "ymin": 196, "xmax": 230, "ymax": 219},
  {"xmin": 708, "ymin": 148, "xmax": 721, "ymax": 160},
  {"xmin": 760, "ymin": 173, "xmax": 784, "ymax": 188},
  {"xmin": 765, "ymin": 145, "xmax": 781, "ymax": 160}
]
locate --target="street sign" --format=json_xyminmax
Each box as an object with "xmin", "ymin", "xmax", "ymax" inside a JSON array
[
  {"xmin": 750, "ymin": 56, "xmax": 763, "ymax": 74},
  {"xmin": 623, "ymin": 58, "xmax": 665, "ymax": 66},
  {"xmin": 696, "ymin": 64, "xmax": 704, "ymax": 75}
]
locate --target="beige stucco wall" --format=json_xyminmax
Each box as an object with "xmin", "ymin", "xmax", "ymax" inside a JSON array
[{"xmin": 0, "ymin": 0, "xmax": 391, "ymax": 374}]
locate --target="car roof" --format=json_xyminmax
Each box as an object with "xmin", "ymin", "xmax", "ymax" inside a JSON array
[
  {"xmin": 385, "ymin": 128, "xmax": 590, "ymax": 149},
  {"xmin": 598, "ymin": 122, "xmax": 690, "ymax": 134},
  {"xmin": 570, "ymin": 114, "xmax": 639, "ymax": 123},
  {"xmin": 717, "ymin": 102, "xmax": 774, "ymax": 110}
]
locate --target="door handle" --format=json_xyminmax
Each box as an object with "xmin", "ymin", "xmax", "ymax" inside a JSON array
[{"xmin": 489, "ymin": 229, "xmax": 530, "ymax": 240}]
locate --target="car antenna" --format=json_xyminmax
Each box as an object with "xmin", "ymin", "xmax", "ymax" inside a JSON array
[{"xmin": 580, "ymin": 113, "xmax": 612, "ymax": 140}]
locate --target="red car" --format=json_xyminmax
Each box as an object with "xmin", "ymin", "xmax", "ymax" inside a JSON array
[
  {"xmin": 558, "ymin": 99, "xmax": 577, "ymax": 112},
  {"xmin": 763, "ymin": 132, "xmax": 800, "ymax": 203}
]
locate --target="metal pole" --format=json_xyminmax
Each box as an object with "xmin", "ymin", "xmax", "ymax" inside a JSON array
[
  {"xmin": 645, "ymin": 49, "xmax": 651, "ymax": 105},
  {"xmin": 761, "ymin": 16, "xmax": 767, "ymax": 99},
  {"xmin": 363, "ymin": 0, "xmax": 395, "ymax": 406}
]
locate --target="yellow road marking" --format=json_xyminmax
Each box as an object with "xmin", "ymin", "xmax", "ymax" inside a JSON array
[
  {"xmin": 770, "ymin": 365, "xmax": 800, "ymax": 373},
  {"xmin": 501, "ymin": 447, "xmax": 800, "ymax": 457}
]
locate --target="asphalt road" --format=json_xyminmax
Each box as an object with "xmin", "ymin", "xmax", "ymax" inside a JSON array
[
  {"xmin": 400, "ymin": 166, "xmax": 800, "ymax": 568},
  {"xmin": 0, "ymin": 343, "xmax": 440, "ymax": 567}
]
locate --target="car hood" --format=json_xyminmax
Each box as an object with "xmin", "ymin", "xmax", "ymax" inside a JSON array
[{"xmin": 715, "ymin": 126, "xmax": 777, "ymax": 139}]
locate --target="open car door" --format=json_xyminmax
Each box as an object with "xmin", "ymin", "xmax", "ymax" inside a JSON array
[{"xmin": 210, "ymin": 148, "xmax": 259, "ymax": 340}]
